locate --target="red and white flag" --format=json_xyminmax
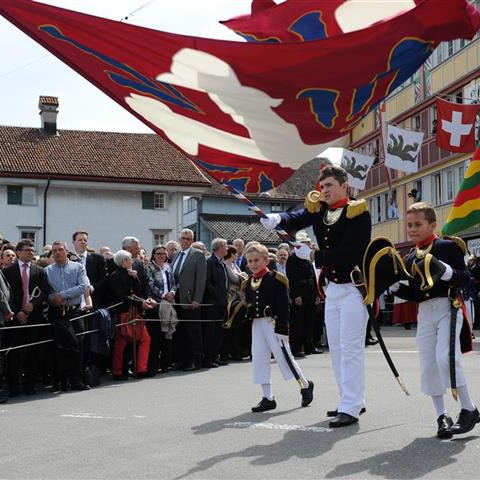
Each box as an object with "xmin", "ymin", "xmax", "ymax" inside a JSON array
[{"xmin": 436, "ymin": 97, "xmax": 480, "ymax": 153}]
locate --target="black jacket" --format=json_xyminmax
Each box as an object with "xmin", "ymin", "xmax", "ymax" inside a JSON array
[
  {"xmin": 107, "ymin": 267, "xmax": 144, "ymax": 314},
  {"xmin": 396, "ymin": 237, "xmax": 470, "ymax": 303},
  {"xmin": 286, "ymin": 254, "xmax": 318, "ymax": 300},
  {"xmin": 244, "ymin": 270, "xmax": 290, "ymax": 335},
  {"xmin": 203, "ymin": 255, "xmax": 228, "ymax": 306},
  {"xmin": 280, "ymin": 201, "xmax": 371, "ymax": 284}
]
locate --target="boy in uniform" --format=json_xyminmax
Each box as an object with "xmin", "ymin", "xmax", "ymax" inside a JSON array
[
  {"xmin": 392, "ymin": 202, "xmax": 477, "ymax": 439},
  {"xmin": 242, "ymin": 243, "xmax": 314, "ymax": 412}
]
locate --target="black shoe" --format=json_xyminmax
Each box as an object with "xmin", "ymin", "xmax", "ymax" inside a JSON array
[
  {"xmin": 231, "ymin": 355, "xmax": 245, "ymax": 362},
  {"xmin": 327, "ymin": 407, "xmax": 366, "ymax": 417},
  {"xmin": 8, "ymin": 388, "xmax": 20, "ymax": 398},
  {"xmin": 25, "ymin": 388, "xmax": 37, "ymax": 396},
  {"xmin": 251, "ymin": 397, "xmax": 277, "ymax": 412},
  {"xmin": 329, "ymin": 412, "xmax": 358, "ymax": 428},
  {"xmin": 450, "ymin": 408, "xmax": 480, "ymax": 435},
  {"xmin": 437, "ymin": 414, "xmax": 453, "ymax": 439},
  {"xmin": 48, "ymin": 382, "xmax": 62, "ymax": 394},
  {"xmin": 0, "ymin": 396, "xmax": 8, "ymax": 404},
  {"xmin": 183, "ymin": 362, "xmax": 200, "ymax": 372},
  {"xmin": 113, "ymin": 374, "xmax": 128, "ymax": 381},
  {"xmin": 293, "ymin": 351, "xmax": 305, "ymax": 358},
  {"xmin": 308, "ymin": 347, "xmax": 324, "ymax": 354},
  {"xmin": 216, "ymin": 359, "xmax": 228, "ymax": 366},
  {"xmin": 301, "ymin": 380, "xmax": 314, "ymax": 407},
  {"xmin": 365, "ymin": 338, "xmax": 379, "ymax": 346},
  {"xmin": 136, "ymin": 371, "xmax": 156, "ymax": 378},
  {"xmin": 203, "ymin": 362, "xmax": 219, "ymax": 368},
  {"xmin": 70, "ymin": 382, "xmax": 91, "ymax": 391}
]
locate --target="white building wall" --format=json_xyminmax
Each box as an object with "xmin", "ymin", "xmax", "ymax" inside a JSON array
[{"xmin": 0, "ymin": 178, "xmax": 208, "ymax": 252}]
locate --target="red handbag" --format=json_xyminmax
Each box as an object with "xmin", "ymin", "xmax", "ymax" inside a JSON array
[{"xmin": 117, "ymin": 306, "xmax": 145, "ymax": 342}]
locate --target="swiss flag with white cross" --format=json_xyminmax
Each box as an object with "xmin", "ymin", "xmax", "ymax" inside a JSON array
[{"xmin": 436, "ymin": 97, "xmax": 480, "ymax": 153}]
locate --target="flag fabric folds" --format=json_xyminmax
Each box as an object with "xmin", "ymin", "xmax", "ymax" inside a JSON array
[
  {"xmin": 436, "ymin": 97, "xmax": 480, "ymax": 154},
  {"xmin": 1, "ymin": 0, "xmax": 479, "ymax": 193},
  {"xmin": 442, "ymin": 147, "xmax": 480, "ymax": 235},
  {"xmin": 221, "ymin": 0, "xmax": 418, "ymax": 41},
  {"xmin": 384, "ymin": 124, "xmax": 425, "ymax": 173}
]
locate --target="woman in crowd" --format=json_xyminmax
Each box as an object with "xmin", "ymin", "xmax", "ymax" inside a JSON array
[
  {"xmin": 144, "ymin": 245, "xmax": 177, "ymax": 375},
  {"xmin": 108, "ymin": 249, "xmax": 155, "ymax": 380}
]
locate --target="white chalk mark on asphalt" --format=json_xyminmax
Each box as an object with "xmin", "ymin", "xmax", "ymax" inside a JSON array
[
  {"xmin": 225, "ymin": 421, "xmax": 333, "ymax": 433},
  {"xmin": 60, "ymin": 413, "xmax": 146, "ymax": 420}
]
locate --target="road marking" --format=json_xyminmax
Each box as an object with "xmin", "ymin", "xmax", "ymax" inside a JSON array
[
  {"xmin": 60, "ymin": 413, "xmax": 146, "ymax": 420},
  {"xmin": 225, "ymin": 421, "xmax": 333, "ymax": 433},
  {"xmin": 365, "ymin": 350, "xmax": 419, "ymax": 354}
]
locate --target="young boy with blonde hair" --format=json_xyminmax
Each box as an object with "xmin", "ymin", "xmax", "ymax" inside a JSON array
[
  {"xmin": 392, "ymin": 202, "xmax": 477, "ymax": 439},
  {"xmin": 243, "ymin": 243, "xmax": 313, "ymax": 412}
]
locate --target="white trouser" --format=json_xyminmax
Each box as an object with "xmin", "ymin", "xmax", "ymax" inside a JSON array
[
  {"xmin": 251, "ymin": 318, "xmax": 304, "ymax": 385},
  {"xmin": 417, "ymin": 297, "xmax": 467, "ymax": 396},
  {"xmin": 325, "ymin": 282, "xmax": 368, "ymax": 417}
]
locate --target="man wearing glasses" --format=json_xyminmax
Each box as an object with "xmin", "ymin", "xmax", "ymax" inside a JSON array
[
  {"xmin": 171, "ymin": 229, "xmax": 207, "ymax": 371},
  {"xmin": 2, "ymin": 240, "xmax": 48, "ymax": 396}
]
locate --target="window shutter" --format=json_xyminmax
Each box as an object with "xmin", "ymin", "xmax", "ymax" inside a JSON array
[
  {"xmin": 7, "ymin": 186, "xmax": 22, "ymax": 205},
  {"xmin": 142, "ymin": 191, "xmax": 154, "ymax": 209}
]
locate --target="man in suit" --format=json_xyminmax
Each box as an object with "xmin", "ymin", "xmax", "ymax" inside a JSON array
[
  {"xmin": 171, "ymin": 229, "xmax": 207, "ymax": 371},
  {"xmin": 72, "ymin": 231, "xmax": 107, "ymax": 309},
  {"xmin": 2, "ymin": 240, "xmax": 49, "ymax": 396},
  {"xmin": 202, "ymin": 238, "xmax": 229, "ymax": 368},
  {"xmin": 72, "ymin": 231, "xmax": 108, "ymax": 385},
  {"xmin": 233, "ymin": 238, "xmax": 248, "ymax": 272}
]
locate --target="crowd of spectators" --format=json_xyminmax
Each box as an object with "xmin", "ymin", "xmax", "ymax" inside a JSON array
[{"xmin": 0, "ymin": 230, "xmax": 328, "ymax": 401}]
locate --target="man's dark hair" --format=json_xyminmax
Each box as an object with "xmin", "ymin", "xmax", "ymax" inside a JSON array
[
  {"xmin": 72, "ymin": 231, "xmax": 88, "ymax": 242},
  {"xmin": 15, "ymin": 239, "xmax": 35, "ymax": 252},
  {"xmin": 319, "ymin": 165, "xmax": 348, "ymax": 184}
]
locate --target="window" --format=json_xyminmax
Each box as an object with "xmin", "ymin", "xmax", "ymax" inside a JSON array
[
  {"xmin": 142, "ymin": 192, "xmax": 167, "ymax": 210},
  {"xmin": 446, "ymin": 169, "xmax": 454, "ymax": 201},
  {"xmin": 154, "ymin": 193, "xmax": 166, "ymax": 209},
  {"xmin": 414, "ymin": 115, "xmax": 421, "ymax": 131},
  {"xmin": 271, "ymin": 203, "xmax": 283, "ymax": 212},
  {"xmin": 369, "ymin": 195, "xmax": 387, "ymax": 224},
  {"xmin": 7, "ymin": 186, "xmax": 37, "ymax": 206},
  {"xmin": 456, "ymin": 163, "xmax": 465, "ymax": 191},
  {"xmin": 433, "ymin": 173, "xmax": 442, "ymax": 205},
  {"xmin": 430, "ymin": 105, "xmax": 437, "ymax": 134},
  {"xmin": 153, "ymin": 231, "xmax": 167, "ymax": 246},
  {"xmin": 184, "ymin": 197, "xmax": 197, "ymax": 214},
  {"xmin": 387, "ymin": 190, "xmax": 398, "ymax": 219},
  {"xmin": 20, "ymin": 231, "xmax": 36, "ymax": 243}
]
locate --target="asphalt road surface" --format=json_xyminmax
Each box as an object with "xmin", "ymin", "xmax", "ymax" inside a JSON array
[{"xmin": 2, "ymin": 327, "xmax": 480, "ymax": 479}]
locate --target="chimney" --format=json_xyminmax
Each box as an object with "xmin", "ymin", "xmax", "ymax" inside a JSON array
[{"xmin": 38, "ymin": 96, "xmax": 59, "ymax": 134}]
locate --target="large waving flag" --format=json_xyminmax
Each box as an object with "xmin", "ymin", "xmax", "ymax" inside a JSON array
[
  {"xmin": 1, "ymin": 0, "xmax": 478, "ymax": 193},
  {"xmin": 221, "ymin": 0, "xmax": 419, "ymax": 42},
  {"xmin": 442, "ymin": 148, "xmax": 480, "ymax": 235}
]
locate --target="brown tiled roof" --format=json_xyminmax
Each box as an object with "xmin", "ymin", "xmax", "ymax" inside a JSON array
[
  {"xmin": 201, "ymin": 214, "xmax": 283, "ymax": 244},
  {"xmin": 0, "ymin": 126, "xmax": 210, "ymax": 186},
  {"xmin": 203, "ymin": 157, "xmax": 321, "ymax": 200}
]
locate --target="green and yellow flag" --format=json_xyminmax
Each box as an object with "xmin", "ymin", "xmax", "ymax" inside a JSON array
[{"xmin": 442, "ymin": 147, "xmax": 480, "ymax": 235}]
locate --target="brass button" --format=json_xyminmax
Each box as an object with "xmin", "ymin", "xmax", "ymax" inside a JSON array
[
  {"xmin": 425, "ymin": 293, "xmax": 430, "ymax": 298},
  {"xmin": 334, "ymin": 278, "xmax": 339, "ymax": 282},
  {"xmin": 326, "ymin": 246, "xmax": 330, "ymax": 249},
  {"xmin": 324, "ymin": 237, "xmax": 328, "ymax": 240},
  {"xmin": 332, "ymin": 269, "xmax": 336, "ymax": 273}
]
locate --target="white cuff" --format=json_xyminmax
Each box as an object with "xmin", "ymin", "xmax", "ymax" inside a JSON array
[
  {"xmin": 260, "ymin": 213, "xmax": 281, "ymax": 230},
  {"xmin": 440, "ymin": 262, "xmax": 453, "ymax": 281}
]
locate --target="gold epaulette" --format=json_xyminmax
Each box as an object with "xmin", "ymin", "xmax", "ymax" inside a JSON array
[
  {"xmin": 304, "ymin": 190, "xmax": 323, "ymax": 213},
  {"xmin": 442, "ymin": 235, "xmax": 467, "ymax": 255},
  {"xmin": 346, "ymin": 199, "xmax": 367, "ymax": 219},
  {"xmin": 275, "ymin": 271, "xmax": 289, "ymax": 288}
]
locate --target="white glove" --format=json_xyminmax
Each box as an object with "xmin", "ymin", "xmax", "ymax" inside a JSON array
[
  {"xmin": 260, "ymin": 213, "xmax": 281, "ymax": 230},
  {"xmin": 389, "ymin": 282, "xmax": 401, "ymax": 292},
  {"xmin": 294, "ymin": 242, "xmax": 313, "ymax": 261},
  {"xmin": 440, "ymin": 261, "xmax": 453, "ymax": 281}
]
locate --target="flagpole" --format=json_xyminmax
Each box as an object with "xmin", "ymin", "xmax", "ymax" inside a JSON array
[{"xmin": 222, "ymin": 182, "xmax": 299, "ymax": 246}]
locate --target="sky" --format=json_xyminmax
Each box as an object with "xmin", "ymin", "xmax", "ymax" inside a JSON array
[{"xmin": 0, "ymin": 0, "xmax": 257, "ymax": 133}]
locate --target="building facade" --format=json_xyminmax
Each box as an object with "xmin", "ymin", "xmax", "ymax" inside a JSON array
[{"xmin": 352, "ymin": 18, "xmax": 480, "ymax": 255}]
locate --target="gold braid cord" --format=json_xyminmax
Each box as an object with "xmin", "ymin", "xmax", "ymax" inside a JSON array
[{"xmin": 304, "ymin": 190, "xmax": 323, "ymax": 213}]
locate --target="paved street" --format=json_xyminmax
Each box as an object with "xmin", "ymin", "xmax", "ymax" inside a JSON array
[{"xmin": 2, "ymin": 327, "xmax": 480, "ymax": 479}]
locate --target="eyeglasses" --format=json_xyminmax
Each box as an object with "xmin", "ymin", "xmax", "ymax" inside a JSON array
[{"xmin": 180, "ymin": 237, "xmax": 193, "ymax": 241}]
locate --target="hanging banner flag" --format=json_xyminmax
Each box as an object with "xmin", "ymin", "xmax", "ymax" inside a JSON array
[
  {"xmin": 317, "ymin": 147, "xmax": 375, "ymax": 190},
  {"xmin": 221, "ymin": 0, "xmax": 418, "ymax": 42},
  {"xmin": 385, "ymin": 124, "xmax": 424, "ymax": 173},
  {"xmin": 442, "ymin": 147, "xmax": 480, "ymax": 235},
  {"xmin": 436, "ymin": 97, "xmax": 480, "ymax": 153},
  {"xmin": 0, "ymin": 0, "xmax": 478, "ymax": 193}
]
